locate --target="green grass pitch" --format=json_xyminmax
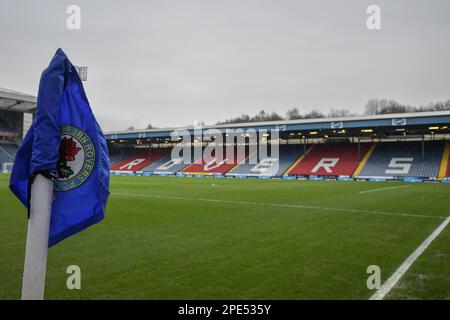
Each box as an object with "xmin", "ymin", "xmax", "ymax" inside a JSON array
[{"xmin": 0, "ymin": 174, "xmax": 449, "ymax": 299}]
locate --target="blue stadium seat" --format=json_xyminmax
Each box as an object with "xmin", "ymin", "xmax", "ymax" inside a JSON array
[
  {"xmin": 109, "ymin": 153, "xmax": 124, "ymax": 165},
  {"xmin": 227, "ymin": 144, "xmax": 307, "ymax": 177},
  {"xmin": 108, "ymin": 147, "xmax": 140, "ymax": 166},
  {"xmin": 358, "ymin": 141, "xmax": 444, "ymax": 178},
  {"xmin": 143, "ymin": 148, "xmax": 198, "ymax": 174}
]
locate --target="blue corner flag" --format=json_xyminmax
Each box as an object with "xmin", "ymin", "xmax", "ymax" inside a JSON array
[{"xmin": 10, "ymin": 49, "xmax": 110, "ymax": 247}]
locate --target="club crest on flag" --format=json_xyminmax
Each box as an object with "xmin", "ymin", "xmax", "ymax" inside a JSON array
[{"xmin": 55, "ymin": 125, "xmax": 96, "ymax": 191}]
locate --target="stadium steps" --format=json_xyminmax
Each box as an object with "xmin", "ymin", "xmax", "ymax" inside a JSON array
[
  {"xmin": 284, "ymin": 145, "xmax": 313, "ymax": 176},
  {"xmin": 142, "ymin": 154, "xmax": 172, "ymax": 172},
  {"xmin": 109, "ymin": 147, "xmax": 141, "ymax": 166},
  {"xmin": 109, "ymin": 154, "xmax": 123, "ymax": 165},
  {"xmin": 147, "ymin": 147, "xmax": 204, "ymax": 174},
  {"xmin": 142, "ymin": 153, "xmax": 192, "ymax": 174},
  {"xmin": 182, "ymin": 146, "xmax": 249, "ymax": 175},
  {"xmin": 226, "ymin": 145, "xmax": 302, "ymax": 177},
  {"xmin": 276, "ymin": 145, "xmax": 310, "ymax": 176},
  {"xmin": 352, "ymin": 143, "xmax": 377, "ymax": 177},
  {"xmin": 439, "ymin": 142, "xmax": 450, "ymax": 178}
]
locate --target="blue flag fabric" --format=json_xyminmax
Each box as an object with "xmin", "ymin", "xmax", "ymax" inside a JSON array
[{"xmin": 10, "ymin": 48, "xmax": 110, "ymax": 247}]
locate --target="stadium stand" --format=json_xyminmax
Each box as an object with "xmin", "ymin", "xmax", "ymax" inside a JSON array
[
  {"xmin": 358, "ymin": 141, "xmax": 444, "ymax": 178},
  {"xmin": 108, "ymin": 147, "xmax": 139, "ymax": 166},
  {"xmin": 0, "ymin": 117, "xmax": 13, "ymax": 132},
  {"xmin": 143, "ymin": 154, "xmax": 173, "ymax": 172},
  {"xmin": 227, "ymin": 144, "xmax": 307, "ymax": 177},
  {"xmin": 157, "ymin": 159, "xmax": 193, "ymax": 174},
  {"xmin": 446, "ymin": 161, "xmax": 450, "ymax": 177},
  {"xmin": 110, "ymin": 148, "xmax": 169, "ymax": 171},
  {"xmin": 0, "ymin": 143, "xmax": 17, "ymax": 169},
  {"xmin": 109, "ymin": 153, "xmax": 123, "ymax": 166},
  {"xmin": 103, "ymin": 112, "xmax": 450, "ymax": 181},
  {"xmin": 142, "ymin": 152, "xmax": 191, "ymax": 174},
  {"xmin": 287, "ymin": 143, "xmax": 371, "ymax": 176},
  {"xmin": 182, "ymin": 146, "xmax": 248, "ymax": 175},
  {"xmin": 444, "ymin": 143, "xmax": 450, "ymax": 178},
  {"xmin": 0, "ymin": 143, "xmax": 18, "ymax": 158},
  {"xmin": 0, "ymin": 148, "xmax": 11, "ymax": 167},
  {"xmin": 437, "ymin": 142, "xmax": 450, "ymax": 178},
  {"xmin": 144, "ymin": 147, "xmax": 214, "ymax": 174}
]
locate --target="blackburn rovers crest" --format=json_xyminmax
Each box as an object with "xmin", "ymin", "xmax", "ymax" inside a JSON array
[{"xmin": 54, "ymin": 125, "xmax": 96, "ymax": 191}]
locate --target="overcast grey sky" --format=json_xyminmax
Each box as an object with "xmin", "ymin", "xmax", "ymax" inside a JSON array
[{"xmin": 1, "ymin": 0, "xmax": 449, "ymax": 131}]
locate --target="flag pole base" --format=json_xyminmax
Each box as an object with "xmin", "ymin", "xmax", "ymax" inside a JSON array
[{"xmin": 21, "ymin": 174, "xmax": 53, "ymax": 300}]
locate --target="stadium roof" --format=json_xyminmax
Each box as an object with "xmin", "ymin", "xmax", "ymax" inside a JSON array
[
  {"xmin": 0, "ymin": 87, "xmax": 36, "ymax": 113},
  {"xmin": 105, "ymin": 111, "xmax": 450, "ymax": 140}
]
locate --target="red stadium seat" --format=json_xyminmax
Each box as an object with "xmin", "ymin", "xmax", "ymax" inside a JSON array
[
  {"xmin": 288, "ymin": 143, "xmax": 371, "ymax": 176},
  {"xmin": 110, "ymin": 149, "xmax": 169, "ymax": 171},
  {"xmin": 182, "ymin": 146, "xmax": 248, "ymax": 174}
]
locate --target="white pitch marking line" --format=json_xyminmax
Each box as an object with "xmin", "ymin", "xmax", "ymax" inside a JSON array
[
  {"xmin": 359, "ymin": 185, "xmax": 412, "ymax": 194},
  {"xmin": 111, "ymin": 192, "xmax": 445, "ymax": 220},
  {"xmin": 369, "ymin": 215, "xmax": 450, "ymax": 300}
]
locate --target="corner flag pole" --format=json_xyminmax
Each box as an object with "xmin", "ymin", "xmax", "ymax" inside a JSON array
[
  {"xmin": 21, "ymin": 174, "xmax": 53, "ymax": 300},
  {"xmin": 21, "ymin": 65, "xmax": 87, "ymax": 300}
]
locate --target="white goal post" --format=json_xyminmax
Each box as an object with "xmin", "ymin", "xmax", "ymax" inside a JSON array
[{"xmin": 1, "ymin": 162, "xmax": 13, "ymax": 173}]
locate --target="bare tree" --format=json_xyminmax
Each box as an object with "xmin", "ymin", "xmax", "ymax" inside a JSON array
[
  {"xmin": 217, "ymin": 110, "xmax": 283, "ymax": 124},
  {"xmin": 286, "ymin": 108, "xmax": 302, "ymax": 120},
  {"xmin": 329, "ymin": 108, "xmax": 353, "ymax": 118},
  {"xmin": 303, "ymin": 109, "xmax": 325, "ymax": 119},
  {"xmin": 216, "ymin": 97, "xmax": 450, "ymax": 125},
  {"xmin": 378, "ymin": 100, "xmax": 407, "ymax": 114},
  {"xmin": 216, "ymin": 114, "xmax": 251, "ymax": 125},
  {"xmin": 364, "ymin": 98, "xmax": 379, "ymax": 115}
]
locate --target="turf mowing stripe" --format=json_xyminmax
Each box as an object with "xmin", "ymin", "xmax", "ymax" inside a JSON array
[
  {"xmin": 369, "ymin": 215, "xmax": 450, "ymax": 300},
  {"xmin": 358, "ymin": 185, "xmax": 412, "ymax": 194},
  {"xmin": 111, "ymin": 192, "xmax": 445, "ymax": 219}
]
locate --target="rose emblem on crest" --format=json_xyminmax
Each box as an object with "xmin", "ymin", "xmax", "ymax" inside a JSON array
[
  {"xmin": 57, "ymin": 137, "xmax": 82, "ymax": 179},
  {"xmin": 54, "ymin": 125, "xmax": 96, "ymax": 192}
]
